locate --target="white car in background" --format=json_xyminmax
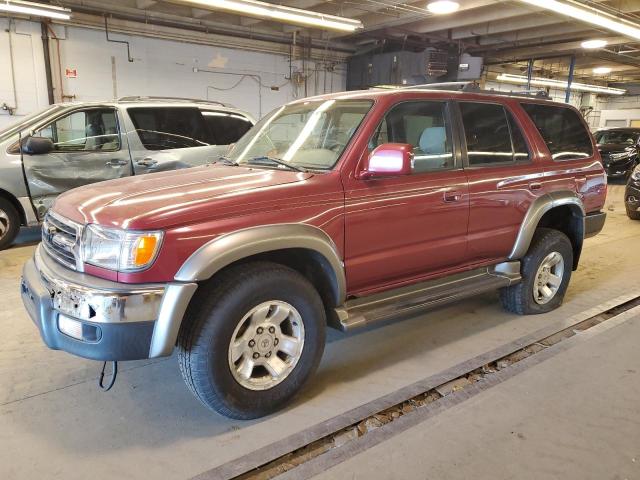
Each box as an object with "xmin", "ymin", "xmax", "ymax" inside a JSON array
[{"xmin": 0, "ymin": 96, "xmax": 255, "ymax": 249}]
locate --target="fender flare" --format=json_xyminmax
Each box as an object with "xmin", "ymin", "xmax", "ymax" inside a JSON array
[
  {"xmin": 508, "ymin": 190, "xmax": 585, "ymax": 261},
  {"xmin": 175, "ymin": 223, "xmax": 347, "ymax": 305}
]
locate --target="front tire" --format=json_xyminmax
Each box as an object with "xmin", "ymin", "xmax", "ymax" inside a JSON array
[
  {"xmin": 0, "ymin": 198, "xmax": 20, "ymax": 251},
  {"xmin": 500, "ymin": 228, "xmax": 573, "ymax": 315},
  {"xmin": 178, "ymin": 261, "xmax": 326, "ymax": 419}
]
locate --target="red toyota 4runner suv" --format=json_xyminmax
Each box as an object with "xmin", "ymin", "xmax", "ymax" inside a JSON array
[{"xmin": 21, "ymin": 87, "xmax": 607, "ymax": 419}]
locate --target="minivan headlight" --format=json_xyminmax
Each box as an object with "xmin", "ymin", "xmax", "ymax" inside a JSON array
[
  {"xmin": 631, "ymin": 165, "xmax": 640, "ymax": 181},
  {"xmin": 82, "ymin": 224, "xmax": 163, "ymax": 272}
]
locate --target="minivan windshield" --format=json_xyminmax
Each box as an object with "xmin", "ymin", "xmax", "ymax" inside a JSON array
[
  {"xmin": 594, "ymin": 130, "xmax": 640, "ymax": 145},
  {"xmin": 227, "ymin": 99, "xmax": 373, "ymax": 171},
  {"xmin": 0, "ymin": 105, "xmax": 65, "ymax": 143}
]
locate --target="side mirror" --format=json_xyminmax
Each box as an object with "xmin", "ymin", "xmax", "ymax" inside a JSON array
[
  {"xmin": 359, "ymin": 143, "xmax": 413, "ymax": 179},
  {"xmin": 22, "ymin": 136, "xmax": 54, "ymax": 155}
]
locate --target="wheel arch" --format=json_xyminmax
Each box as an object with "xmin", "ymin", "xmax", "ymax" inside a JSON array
[
  {"xmin": 0, "ymin": 188, "xmax": 27, "ymax": 226},
  {"xmin": 508, "ymin": 191, "xmax": 585, "ymax": 270},
  {"xmin": 175, "ymin": 224, "xmax": 347, "ymax": 307}
]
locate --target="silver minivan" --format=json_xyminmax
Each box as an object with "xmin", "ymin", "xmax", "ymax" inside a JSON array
[{"xmin": 0, "ymin": 96, "xmax": 255, "ymax": 249}]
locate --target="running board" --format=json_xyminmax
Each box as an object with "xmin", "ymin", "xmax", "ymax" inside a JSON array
[{"xmin": 334, "ymin": 262, "xmax": 521, "ymax": 331}]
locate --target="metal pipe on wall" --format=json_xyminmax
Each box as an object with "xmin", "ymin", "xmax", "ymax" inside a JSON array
[
  {"xmin": 566, "ymin": 54, "xmax": 576, "ymax": 103},
  {"xmin": 41, "ymin": 22, "xmax": 55, "ymax": 105}
]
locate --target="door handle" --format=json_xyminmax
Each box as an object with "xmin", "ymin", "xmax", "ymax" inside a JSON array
[
  {"xmin": 528, "ymin": 182, "xmax": 542, "ymax": 191},
  {"xmin": 443, "ymin": 190, "xmax": 463, "ymax": 203},
  {"xmin": 136, "ymin": 158, "xmax": 158, "ymax": 167},
  {"xmin": 105, "ymin": 159, "xmax": 128, "ymax": 166}
]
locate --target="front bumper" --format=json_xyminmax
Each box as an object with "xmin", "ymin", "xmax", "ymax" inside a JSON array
[
  {"xmin": 21, "ymin": 245, "xmax": 197, "ymax": 361},
  {"xmin": 604, "ymin": 157, "xmax": 636, "ymax": 178},
  {"xmin": 625, "ymin": 181, "xmax": 640, "ymax": 213}
]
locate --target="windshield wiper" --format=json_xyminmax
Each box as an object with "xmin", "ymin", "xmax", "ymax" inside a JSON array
[
  {"xmin": 246, "ymin": 156, "xmax": 307, "ymax": 172},
  {"xmin": 211, "ymin": 155, "xmax": 239, "ymax": 166}
]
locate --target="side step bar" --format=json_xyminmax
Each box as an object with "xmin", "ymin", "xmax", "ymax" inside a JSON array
[{"xmin": 334, "ymin": 261, "xmax": 521, "ymax": 331}]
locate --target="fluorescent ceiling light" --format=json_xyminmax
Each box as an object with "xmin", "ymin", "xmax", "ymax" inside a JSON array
[
  {"xmin": 427, "ymin": 1, "xmax": 460, "ymax": 15},
  {"xmin": 593, "ymin": 67, "xmax": 612, "ymax": 74},
  {"xmin": 581, "ymin": 39, "xmax": 608, "ymax": 49},
  {"xmin": 0, "ymin": 0, "xmax": 72, "ymax": 19},
  {"xmin": 517, "ymin": 0, "xmax": 640, "ymax": 40},
  {"xmin": 496, "ymin": 73, "xmax": 626, "ymax": 95},
  {"xmin": 170, "ymin": 0, "xmax": 363, "ymax": 32}
]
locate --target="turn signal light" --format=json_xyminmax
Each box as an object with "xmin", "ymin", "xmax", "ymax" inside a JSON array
[{"xmin": 133, "ymin": 235, "xmax": 159, "ymax": 267}]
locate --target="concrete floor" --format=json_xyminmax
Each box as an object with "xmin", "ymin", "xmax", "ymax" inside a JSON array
[{"xmin": 0, "ymin": 183, "xmax": 638, "ymax": 480}]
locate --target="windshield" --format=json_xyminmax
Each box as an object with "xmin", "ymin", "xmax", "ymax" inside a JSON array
[
  {"xmin": 227, "ymin": 99, "xmax": 374, "ymax": 171},
  {"xmin": 595, "ymin": 130, "xmax": 639, "ymax": 145},
  {"xmin": 0, "ymin": 105, "xmax": 65, "ymax": 143}
]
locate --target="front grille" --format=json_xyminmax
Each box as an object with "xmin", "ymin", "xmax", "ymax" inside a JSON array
[{"xmin": 42, "ymin": 212, "xmax": 82, "ymax": 270}]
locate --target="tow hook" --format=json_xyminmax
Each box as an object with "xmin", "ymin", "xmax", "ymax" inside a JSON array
[{"xmin": 98, "ymin": 361, "xmax": 118, "ymax": 391}]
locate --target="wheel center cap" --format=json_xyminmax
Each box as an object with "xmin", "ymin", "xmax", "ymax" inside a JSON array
[{"xmin": 255, "ymin": 333, "xmax": 274, "ymax": 354}]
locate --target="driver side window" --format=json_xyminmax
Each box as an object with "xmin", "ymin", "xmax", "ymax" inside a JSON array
[
  {"xmin": 35, "ymin": 109, "xmax": 121, "ymax": 152},
  {"xmin": 370, "ymin": 101, "xmax": 454, "ymax": 173}
]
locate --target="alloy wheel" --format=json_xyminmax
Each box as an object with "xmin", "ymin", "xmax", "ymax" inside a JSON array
[
  {"xmin": 533, "ymin": 251, "xmax": 564, "ymax": 305},
  {"xmin": 228, "ymin": 300, "xmax": 305, "ymax": 391},
  {"xmin": 0, "ymin": 209, "xmax": 9, "ymax": 240}
]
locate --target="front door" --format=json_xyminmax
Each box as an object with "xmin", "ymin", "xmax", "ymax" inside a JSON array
[
  {"xmin": 23, "ymin": 107, "xmax": 131, "ymax": 218},
  {"xmin": 344, "ymin": 100, "xmax": 469, "ymax": 294}
]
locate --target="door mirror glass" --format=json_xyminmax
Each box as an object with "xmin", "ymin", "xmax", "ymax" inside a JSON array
[
  {"xmin": 360, "ymin": 143, "xmax": 413, "ymax": 179},
  {"xmin": 21, "ymin": 136, "xmax": 54, "ymax": 155}
]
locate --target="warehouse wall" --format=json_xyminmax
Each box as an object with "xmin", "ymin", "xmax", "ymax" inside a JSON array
[{"xmin": 0, "ymin": 17, "xmax": 346, "ymax": 129}]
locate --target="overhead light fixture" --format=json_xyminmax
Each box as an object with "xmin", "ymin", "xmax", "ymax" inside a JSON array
[
  {"xmin": 168, "ymin": 0, "xmax": 363, "ymax": 32},
  {"xmin": 427, "ymin": 1, "xmax": 460, "ymax": 15},
  {"xmin": 496, "ymin": 73, "xmax": 626, "ymax": 95},
  {"xmin": 517, "ymin": 0, "xmax": 640, "ymax": 40},
  {"xmin": 581, "ymin": 39, "xmax": 608, "ymax": 49},
  {"xmin": 0, "ymin": 0, "xmax": 72, "ymax": 19},
  {"xmin": 593, "ymin": 67, "xmax": 612, "ymax": 74}
]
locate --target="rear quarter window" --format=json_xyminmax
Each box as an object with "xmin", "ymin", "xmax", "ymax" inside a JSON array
[
  {"xmin": 201, "ymin": 111, "xmax": 253, "ymax": 145},
  {"xmin": 521, "ymin": 103, "xmax": 593, "ymax": 161}
]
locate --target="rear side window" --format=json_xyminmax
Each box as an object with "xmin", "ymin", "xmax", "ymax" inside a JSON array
[
  {"xmin": 459, "ymin": 102, "xmax": 529, "ymax": 165},
  {"xmin": 521, "ymin": 103, "xmax": 593, "ymax": 160},
  {"xmin": 201, "ymin": 110, "xmax": 253, "ymax": 145},
  {"xmin": 127, "ymin": 107, "xmax": 210, "ymax": 150}
]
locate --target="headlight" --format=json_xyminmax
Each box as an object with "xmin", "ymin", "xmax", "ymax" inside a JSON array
[
  {"xmin": 631, "ymin": 165, "xmax": 640, "ymax": 181},
  {"xmin": 610, "ymin": 151, "xmax": 633, "ymax": 160},
  {"xmin": 82, "ymin": 224, "xmax": 163, "ymax": 272}
]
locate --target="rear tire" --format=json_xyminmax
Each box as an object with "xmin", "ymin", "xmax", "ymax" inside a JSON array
[
  {"xmin": 177, "ymin": 261, "xmax": 326, "ymax": 419},
  {"xmin": 500, "ymin": 228, "xmax": 573, "ymax": 315},
  {"xmin": 0, "ymin": 197, "xmax": 20, "ymax": 251}
]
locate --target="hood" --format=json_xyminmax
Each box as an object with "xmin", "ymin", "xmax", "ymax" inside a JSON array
[
  {"xmin": 597, "ymin": 143, "xmax": 636, "ymax": 154},
  {"xmin": 53, "ymin": 165, "xmax": 313, "ymax": 230}
]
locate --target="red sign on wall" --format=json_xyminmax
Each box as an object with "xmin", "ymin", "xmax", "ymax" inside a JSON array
[{"xmin": 65, "ymin": 68, "xmax": 78, "ymax": 78}]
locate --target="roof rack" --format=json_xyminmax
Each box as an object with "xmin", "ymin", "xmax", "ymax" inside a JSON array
[
  {"xmin": 116, "ymin": 96, "xmax": 233, "ymax": 107},
  {"xmin": 400, "ymin": 81, "xmax": 551, "ymax": 99}
]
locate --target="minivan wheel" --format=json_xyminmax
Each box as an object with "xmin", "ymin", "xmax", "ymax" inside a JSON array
[
  {"xmin": 178, "ymin": 261, "xmax": 326, "ymax": 419},
  {"xmin": 500, "ymin": 228, "xmax": 573, "ymax": 315},
  {"xmin": 0, "ymin": 198, "xmax": 20, "ymax": 251}
]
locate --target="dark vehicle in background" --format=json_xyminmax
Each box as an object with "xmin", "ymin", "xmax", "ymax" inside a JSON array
[
  {"xmin": 625, "ymin": 164, "xmax": 640, "ymax": 219},
  {"xmin": 594, "ymin": 128, "xmax": 640, "ymax": 179}
]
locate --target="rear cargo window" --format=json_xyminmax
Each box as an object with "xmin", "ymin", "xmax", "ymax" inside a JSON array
[{"xmin": 521, "ymin": 103, "xmax": 593, "ymax": 160}]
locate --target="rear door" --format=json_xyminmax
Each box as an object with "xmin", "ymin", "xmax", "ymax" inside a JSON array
[
  {"xmin": 455, "ymin": 101, "xmax": 544, "ymax": 263},
  {"xmin": 23, "ymin": 107, "xmax": 131, "ymax": 218},
  {"xmin": 124, "ymin": 107, "xmax": 253, "ymax": 173}
]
